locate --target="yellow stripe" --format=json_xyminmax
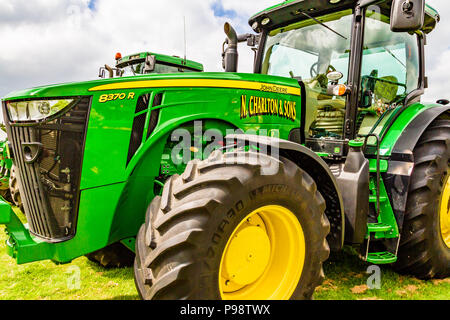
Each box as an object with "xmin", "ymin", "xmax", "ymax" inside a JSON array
[{"xmin": 88, "ymin": 79, "xmax": 301, "ymax": 96}]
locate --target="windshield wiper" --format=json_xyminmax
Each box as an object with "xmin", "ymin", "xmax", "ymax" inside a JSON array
[
  {"xmin": 383, "ymin": 46, "xmax": 406, "ymax": 69},
  {"xmin": 299, "ymin": 11, "xmax": 347, "ymax": 40}
]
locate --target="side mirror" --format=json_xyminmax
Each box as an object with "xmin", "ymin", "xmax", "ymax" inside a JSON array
[
  {"xmin": 144, "ymin": 55, "xmax": 156, "ymax": 73},
  {"xmin": 390, "ymin": 0, "xmax": 425, "ymax": 32}
]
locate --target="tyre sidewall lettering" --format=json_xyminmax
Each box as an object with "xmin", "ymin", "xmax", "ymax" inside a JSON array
[{"xmin": 199, "ymin": 178, "xmax": 322, "ymax": 300}]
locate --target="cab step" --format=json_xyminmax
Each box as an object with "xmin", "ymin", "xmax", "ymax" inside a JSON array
[
  {"xmin": 366, "ymin": 251, "xmax": 397, "ymax": 264},
  {"xmin": 369, "ymin": 195, "xmax": 388, "ymax": 203},
  {"xmin": 367, "ymin": 223, "xmax": 393, "ymax": 233}
]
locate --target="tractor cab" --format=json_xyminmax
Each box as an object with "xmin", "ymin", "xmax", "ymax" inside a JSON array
[
  {"xmin": 246, "ymin": 0, "xmax": 440, "ymax": 156},
  {"xmin": 99, "ymin": 51, "xmax": 204, "ymax": 78}
]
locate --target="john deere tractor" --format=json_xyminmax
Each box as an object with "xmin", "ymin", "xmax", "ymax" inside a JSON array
[
  {"xmin": 0, "ymin": 135, "xmax": 22, "ymax": 209},
  {"xmin": 98, "ymin": 51, "xmax": 204, "ymax": 79},
  {"xmin": 0, "ymin": 0, "xmax": 448, "ymax": 300},
  {"xmin": 0, "ymin": 137, "xmax": 12, "ymax": 200}
]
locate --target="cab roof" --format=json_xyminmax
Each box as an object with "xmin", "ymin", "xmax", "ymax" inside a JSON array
[
  {"xmin": 250, "ymin": 0, "xmax": 439, "ymax": 34},
  {"xmin": 116, "ymin": 52, "xmax": 204, "ymax": 71}
]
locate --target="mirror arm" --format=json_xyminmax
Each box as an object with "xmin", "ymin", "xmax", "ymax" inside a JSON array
[{"xmin": 144, "ymin": 55, "xmax": 156, "ymax": 73}]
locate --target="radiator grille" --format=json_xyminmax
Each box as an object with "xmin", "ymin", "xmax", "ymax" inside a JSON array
[{"xmin": 6, "ymin": 97, "xmax": 91, "ymax": 241}]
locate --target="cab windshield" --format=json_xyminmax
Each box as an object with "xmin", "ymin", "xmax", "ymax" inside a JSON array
[
  {"xmin": 262, "ymin": 10, "xmax": 353, "ymax": 140},
  {"xmin": 261, "ymin": 8, "xmax": 420, "ymax": 142}
]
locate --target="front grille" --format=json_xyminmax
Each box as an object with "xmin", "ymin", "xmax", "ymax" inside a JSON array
[{"xmin": 6, "ymin": 97, "xmax": 91, "ymax": 241}]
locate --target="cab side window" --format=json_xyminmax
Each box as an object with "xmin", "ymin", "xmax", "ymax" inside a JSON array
[{"xmin": 357, "ymin": 9, "xmax": 420, "ymax": 136}]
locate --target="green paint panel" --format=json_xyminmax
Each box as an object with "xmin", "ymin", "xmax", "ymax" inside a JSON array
[
  {"xmin": 368, "ymin": 177, "xmax": 399, "ymax": 240},
  {"xmin": 369, "ymin": 159, "xmax": 388, "ymax": 173}
]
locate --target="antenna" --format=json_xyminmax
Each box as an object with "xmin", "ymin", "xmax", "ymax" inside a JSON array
[{"xmin": 183, "ymin": 16, "xmax": 187, "ymax": 63}]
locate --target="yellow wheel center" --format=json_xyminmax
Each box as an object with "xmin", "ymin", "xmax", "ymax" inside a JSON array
[
  {"xmin": 223, "ymin": 226, "xmax": 271, "ymax": 286},
  {"xmin": 219, "ymin": 205, "xmax": 305, "ymax": 300},
  {"xmin": 440, "ymin": 174, "xmax": 450, "ymax": 248}
]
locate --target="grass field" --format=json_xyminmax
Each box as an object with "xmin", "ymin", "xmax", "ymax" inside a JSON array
[{"xmin": 0, "ymin": 216, "xmax": 449, "ymax": 300}]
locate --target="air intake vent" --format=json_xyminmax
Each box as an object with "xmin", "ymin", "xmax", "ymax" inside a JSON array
[
  {"xmin": 127, "ymin": 94, "xmax": 151, "ymax": 165},
  {"xmin": 147, "ymin": 93, "xmax": 162, "ymax": 140},
  {"xmin": 135, "ymin": 94, "xmax": 150, "ymax": 114}
]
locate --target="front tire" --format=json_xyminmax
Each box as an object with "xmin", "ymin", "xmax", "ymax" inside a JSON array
[
  {"xmin": 134, "ymin": 151, "xmax": 330, "ymax": 300},
  {"xmin": 9, "ymin": 165, "xmax": 23, "ymax": 212}
]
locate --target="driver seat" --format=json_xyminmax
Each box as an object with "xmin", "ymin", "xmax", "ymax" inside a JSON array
[
  {"xmin": 358, "ymin": 75, "xmax": 399, "ymax": 136},
  {"xmin": 373, "ymin": 76, "xmax": 399, "ymax": 104}
]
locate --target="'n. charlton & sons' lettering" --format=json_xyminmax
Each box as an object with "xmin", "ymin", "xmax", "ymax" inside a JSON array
[{"xmin": 240, "ymin": 95, "xmax": 297, "ymax": 122}]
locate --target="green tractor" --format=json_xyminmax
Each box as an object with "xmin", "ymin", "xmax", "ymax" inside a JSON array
[
  {"xmin": 1, "ymin": 0, "xmax": 449, "ymax": 300},
  {"xmin": 0, "ymin": 134, "xmax": 22, "ymax": 210},
  {"xmin": 99, "ymin": 51, "xmax": 204, "ymax": 79},
  {"xmin": 0, "ymin": 136, "xmax": 11, "ymax": 200}
]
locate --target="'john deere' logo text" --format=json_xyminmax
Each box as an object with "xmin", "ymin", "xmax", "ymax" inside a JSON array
[
  {"xmin": 240, "ymin": 95, "xmax": 296, "ymax": 122},
  {"xmin": 259, "ymin": 84, "xmax": 288, "ymax": 94}
]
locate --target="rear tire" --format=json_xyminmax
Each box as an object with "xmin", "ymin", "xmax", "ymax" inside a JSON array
[
  {"xmin": 9, "ymin": 165, "xmax": 23, "ymax": 212},
  {"xmin": 0, "ymin": 165, "xmax": 11, "ymax": 202},
  {"xmin": 86, "ymin": 242, "xmax": 135, "ymax": 269},
  {"xmin": 134, "ymin": 151, "xmax": 330, "ymax": 300},
  {"xmin": 394, "ymin": 119, "xmax": 450, "ymax": 279}
]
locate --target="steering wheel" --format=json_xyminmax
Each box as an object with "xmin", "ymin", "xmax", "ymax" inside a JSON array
[{"xmin": 310, "ymin": 63, "xmax": 336, "ymax": 78}]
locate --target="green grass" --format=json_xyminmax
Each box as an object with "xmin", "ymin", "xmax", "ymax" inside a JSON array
[
  {"xmin": 0, "ymin": 217, "xmax": 140, "ymax": 300},
  {"xmin": 315, "ymin": 248, "xmax": 450, "ymax": 300},
  {"xmin": 0, "ymin": 223, "xmax": 448, "ymax": 300}
]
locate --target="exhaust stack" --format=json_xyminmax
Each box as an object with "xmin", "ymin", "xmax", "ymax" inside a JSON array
[{"xmin": 223, "ymin": 22, "xmax": 239, "ymax": 72}]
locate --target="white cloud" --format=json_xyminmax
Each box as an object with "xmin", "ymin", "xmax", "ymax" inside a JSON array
[
  {"xmin": 422, "ymin": 0, "xmax": 450, "ymax": 102},
  {"xmin": 0, "ymin": 0, "xmax": 226, "ymax": 96},
  {"xmin": 0, "ymin": 0, "xmax": 448, "ymax": 103}
]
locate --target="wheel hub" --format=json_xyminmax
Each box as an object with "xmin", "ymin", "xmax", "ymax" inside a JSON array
[
  {"xmin": 219, "ymin": 205, "xmax": 305, "ymax": 300},
  {"xmin": 223, "ymin": 225, "xmax": 271, "ymax": 286},
  {"xmin": 440, "ymin": 175, "xmax": 450, "ymax": 248}
]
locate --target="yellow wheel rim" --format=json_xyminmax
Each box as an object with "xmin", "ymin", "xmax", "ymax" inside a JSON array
[
  {"xmin": 219, "ymin": 205, "xmax": 305, "ymax": 300},
  {"xmin": 440, "ymin": 174, "xmax": 450, "ymax": 248}
]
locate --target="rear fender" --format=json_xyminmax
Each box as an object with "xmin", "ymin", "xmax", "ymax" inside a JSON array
[{"xmin": 383, "ymin": 105, "xmax": 450, "ymax": 231}]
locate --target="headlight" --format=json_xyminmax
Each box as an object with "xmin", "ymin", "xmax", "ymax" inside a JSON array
[{"xmin": 6, "ymin": 99, "xmax": 74, "ymax": 122}]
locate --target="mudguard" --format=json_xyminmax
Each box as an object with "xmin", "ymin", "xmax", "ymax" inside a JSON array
[
  {"xmin": 384, "ymin": 105, "xmax": 450, "ymax": 231},
  {"xmin": 391, "ymin": 105, "xmax": 450, "ymax": 162}
]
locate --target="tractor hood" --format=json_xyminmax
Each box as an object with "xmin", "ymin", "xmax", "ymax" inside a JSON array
[{"xmin": 2, "ymin": 72, "xmax": 301, "ymax": 102}]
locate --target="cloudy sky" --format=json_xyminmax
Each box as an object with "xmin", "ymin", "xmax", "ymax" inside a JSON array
[{"xmin": 0, "ymin": 0, "xmax": 448, "ymax": 103}]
